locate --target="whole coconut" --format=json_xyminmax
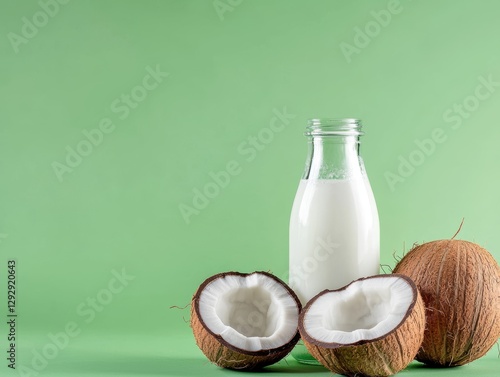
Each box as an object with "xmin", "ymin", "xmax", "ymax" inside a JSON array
[{"xmin": 393, "ymin": 239, "xmax": 500, "ymax": 366}]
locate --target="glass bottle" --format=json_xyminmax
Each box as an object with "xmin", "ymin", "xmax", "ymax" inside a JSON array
[{"xmin": 289, "ymin": 119, "xmax": 380, "ymax": 365}]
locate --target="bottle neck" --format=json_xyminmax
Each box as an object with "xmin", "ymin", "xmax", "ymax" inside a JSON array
[{"xmin": 302, "ymin": 135, "xmax": 365, "ymax": 180}]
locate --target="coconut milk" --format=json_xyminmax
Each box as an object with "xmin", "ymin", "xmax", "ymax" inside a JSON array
[{"xmin": 289, "ymin": 176, "xmax": 380, "ymax": 304}]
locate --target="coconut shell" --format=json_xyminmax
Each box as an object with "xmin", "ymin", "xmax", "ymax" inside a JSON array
[
  {"xmin": 393, "ymin": 240, "xmax": 500, "ymax": 366},
  {"xmin": 299, "ymin": 275, "xmax": 426, "ymax": 377},
  {"xmin": 190, "ymin": 271, "xmax": 301, "ymax": 370}
]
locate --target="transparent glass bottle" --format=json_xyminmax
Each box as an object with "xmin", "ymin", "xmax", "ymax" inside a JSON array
[{"xmin": 289, "ymin": 119, "xmax": 380, "ymax": 365}]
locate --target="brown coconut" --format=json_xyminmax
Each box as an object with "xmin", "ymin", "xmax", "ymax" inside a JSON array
[
  {"xmin": 299, "ymin": 274, "xmax": 426, "ymax": 377},
  {"xmin": 191, "ymin": 271, "xmax": 301, "ymax": 370},
  {"xmin": 393, "ymin": 239, "xmax": 500, "ymax": 366}
]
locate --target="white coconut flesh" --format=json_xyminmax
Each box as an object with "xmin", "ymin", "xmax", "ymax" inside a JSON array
[
  {"xmin": 303, "ymin": 276, "xmax": 415, "ymax": 345},
  {"xmin": 198, "ymin": 273, "xmax": 299, "ymax": 352}
]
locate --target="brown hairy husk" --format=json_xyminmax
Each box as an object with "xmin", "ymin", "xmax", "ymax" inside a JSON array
[
  {"xmin": 300, "ymin": 275, "xmax": 426, "ymax": 377},
  {"xmin": 393, "ymin": 239, "xmax": 500, "ymax": 366},
  {"xmin": 190, "ymin": 271, "xmax": 300, "ymax": 370}
]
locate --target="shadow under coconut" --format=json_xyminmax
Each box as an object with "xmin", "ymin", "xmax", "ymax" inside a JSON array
[
  {"xmin": 46, "ymin": 352, "xmax": 331, "ymax": 376},
  {"xmin": 43, "ymin": 355, "xmax": 210, "ymax": 376},
  {"xmin": 254, "ymin": 358, "xmax": 330, "ymax": 374},
  {"xmin": 404, "ymin": 361, "xmax": 472, "ymax": 374},
  {"xmin": 405, "ymin": 361, "xmax": 450, "ymax": 370}
]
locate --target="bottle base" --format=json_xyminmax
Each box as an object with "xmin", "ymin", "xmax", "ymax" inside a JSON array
[{"xmin": 291, "ymin": 340, "xmax": 321, "ymax": 365}]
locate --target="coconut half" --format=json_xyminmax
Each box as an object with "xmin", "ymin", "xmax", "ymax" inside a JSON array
[
  {"xmin": 191, "ymin": 271, "xmax": 301, "ymax": 370},
  {"xmin": 299, "ymin": 274, "xmax": 425, "ymax": 377}
]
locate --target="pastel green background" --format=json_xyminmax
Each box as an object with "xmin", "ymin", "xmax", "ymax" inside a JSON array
[{"xmin": 1, "ymin": 0, "xmax": 499, "ymax": 376}]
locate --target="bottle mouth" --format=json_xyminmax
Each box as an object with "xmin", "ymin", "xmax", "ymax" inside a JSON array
[{"xmin": 306, "ymin": 118, "xmax": 363, "ymax": 136}]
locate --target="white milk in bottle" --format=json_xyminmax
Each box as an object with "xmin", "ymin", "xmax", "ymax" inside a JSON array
[{"xmin": 289, "ymin": 119, "xmax": 380, "ymax": 364}]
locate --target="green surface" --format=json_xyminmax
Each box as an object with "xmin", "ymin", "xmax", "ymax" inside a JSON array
[
  {"xmin": 13, "ymin": 334, "xmax": 500, "ymax": 376},
  {"xmin": 0, "ymin": 0, "xmax": 499, "ymax": 376}
]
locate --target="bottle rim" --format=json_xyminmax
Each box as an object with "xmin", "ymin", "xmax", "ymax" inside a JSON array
[{"xmin": 306, "ymin": 118, "xmax": 363, "ymax": 136}]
